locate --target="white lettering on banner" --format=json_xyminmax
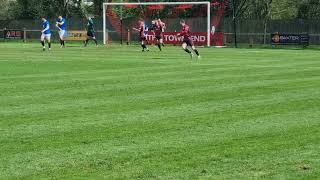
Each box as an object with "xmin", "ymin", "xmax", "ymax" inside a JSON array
[
  {"xmin": 192, "ymin": 36, "xmax": 206, "ymax": 42},
  {"xmin": 165, "ymin": 35, "xmax": 178, "ymax": 41},
  {"xmin": 168, "ymin": 35, "xmax": 174, "ymax": 41},
  {"xmin": 144, "ymin": 32, "xmax": 217, "ymax": 45},
  {"xmin": 280, "ymin": 35, "xmax": 300, "ymax": 41},
  {"xmin": 163, "ymin": 35, "xmax": 205, "ymax": 42},
  {"xmin": 163, "ymin": 35, "xmax": 168, "ymax": 41},
  {"xmin": 142, "ymin": 32, "xmax": 224, "ymax": 46},
  {"xmin": 146, "ymin": 34, "xmax": 155, "ymax": 41}
]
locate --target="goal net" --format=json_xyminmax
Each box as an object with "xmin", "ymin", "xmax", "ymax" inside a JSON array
[{"xmin": 102, "ymin": 1, "xmax": 213, "ymax": 47}]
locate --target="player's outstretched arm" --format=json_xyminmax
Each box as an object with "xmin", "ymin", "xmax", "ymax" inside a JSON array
[
  {"xmin": 55, "ymin": 23, "xmax": 62, "ymax": 30},
  {"xmin": 42, "ymin": 24, "xmax": 50, "ymax": 33},
  {"xmin": 132, "ymin": 27, "xmax": 139, "ymax": 32}
]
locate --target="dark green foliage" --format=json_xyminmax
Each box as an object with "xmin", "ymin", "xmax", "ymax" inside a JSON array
[
  {"xmin": 6, "ymin": 0, "xmax": 88, "ymax": 19},
  {"xmin": 2, "ymin": 0, "xmax": 320, "ymax": 20},
  {"xmin": 298, "ymin": 0, "xmax": 320, "ymax": 19}
]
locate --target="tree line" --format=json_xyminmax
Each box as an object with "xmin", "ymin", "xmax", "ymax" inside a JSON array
[
  {"xmin": 0, "ymin": 0, "xmax": 319, "ymax": 20},
  {"xmin": 229, "ymin": 0, "xmax": 320, "ymax": 20},
  {"xmin": 0, "ymin": 0, "xmax": 105, "ymax": 20}
]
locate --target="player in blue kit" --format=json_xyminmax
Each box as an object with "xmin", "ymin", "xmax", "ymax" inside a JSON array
[
  {"xmin": 56, "ymin": 16, "xmax": 66, "ymax": 48},
  {"xmin": 41, "ymin": 18, "xmax": 51, "ymax": 51}
]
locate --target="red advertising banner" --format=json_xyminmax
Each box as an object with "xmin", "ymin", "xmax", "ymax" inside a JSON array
[
  {"xmin": 4, "ymin": 29, "xmax": 23, "ymax": 39},
  {"xmin": 145, "ymin": 32, "xmax": 224, "ymax": 46}
]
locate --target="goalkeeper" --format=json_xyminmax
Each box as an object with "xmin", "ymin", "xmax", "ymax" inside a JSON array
[{"xmin": 85, "ymin": 16, "xmax": 98, "ymax": 47}]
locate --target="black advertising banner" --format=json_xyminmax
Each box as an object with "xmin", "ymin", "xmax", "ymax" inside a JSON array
[
  {"xmin": 271, "ymin": 33, "xmax": 309, "ymax": 45},
  {"xmin": 4, "ymin": 29, "xmax": 24, "ymax": 39}
]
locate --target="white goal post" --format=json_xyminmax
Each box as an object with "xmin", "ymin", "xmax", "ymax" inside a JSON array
[{"xmin": 102, "ymin": 1, "xmax": 211, "ymax": 47}]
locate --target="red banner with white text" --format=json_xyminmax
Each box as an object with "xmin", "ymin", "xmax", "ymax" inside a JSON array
[{"xmin": 145, "ymin": 32, "xmax": 224, "ymax": 46}]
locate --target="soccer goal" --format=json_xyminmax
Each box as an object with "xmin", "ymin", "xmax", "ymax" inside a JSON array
[{"xmin": 102, "ymin": 1, "xmax": 211, "ymax": 47}]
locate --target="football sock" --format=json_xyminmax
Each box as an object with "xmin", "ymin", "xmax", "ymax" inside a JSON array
[
  {"xmin": 94, "ymin": 39, "xmax": 98, "ymax": 45},
  {"xmin": 184, "ymin": 49, "xmax": 191, "ymax": 54},
  {"xmin": 194, "ymin": 49, "xmax": 200, "ymax": 56},
  {"xmin": 142, "ymin": 44, "xmax": 147, "ymax": 50},
  {"xmin": 48, "ymin": 42, "xmax": 51, "ymax": 49},
  {"xmin": 41, "ymin": 41, "xmax": 45, "ymax": 47},
  {"xmin": 157, "ymin": 44, "xmax": 162, "ymax": 51},
  {"xmin": 62, "ymin": 40, "xmax": 65, "ymax": 46}
]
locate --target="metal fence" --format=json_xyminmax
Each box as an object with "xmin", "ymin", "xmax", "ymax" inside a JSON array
[
  {"xmin": 0, "ymin": 18, "xmax": 104, "ymax": 42},
  {"xmin": 1, "ymin": 18, "xmax": 320, "ymax": 45},
  {"xmin": 221, "ymin": 18, "xmax": 320, "ymax": 45}
]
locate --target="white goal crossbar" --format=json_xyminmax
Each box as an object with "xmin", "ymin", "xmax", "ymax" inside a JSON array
[{"xmin": 103, "ymin": 1, "xmax": 211, "ymax": 47}]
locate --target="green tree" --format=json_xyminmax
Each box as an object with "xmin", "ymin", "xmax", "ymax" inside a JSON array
[
  {"xmin": 298, "ymin": 0, "xmax": 320, "ymax": 19},
  {"xmin": 0, "ymin": 0, "xmax": 10, "ymax": 20},
  {"xmin": 93, "ymin": 0, "xmax": 104, "ymax": 16},
  {"xmin": 11, "ymin": 0, "xmax": 39, "ymax": 19},
  {"xmin": 269, "ymin": 0, "xmax": 300, "ymax": 19}
]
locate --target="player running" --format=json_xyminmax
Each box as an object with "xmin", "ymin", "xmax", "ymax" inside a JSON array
[
  {"xmin": 158, "ymin": 18, "xmax": 166, "ymax": 46},
  {"xmin": 133, "ymin": 19, "xmax": 149, "ymax": 52},
  {"xmin": 56, "ymin": 16, "xmax": 66, "ymax": 48},
  {"xmin": 177, "ymin": 20, "xmax": 200, "ymax": 59},
  {"xmin": 41, "ymin": 18, "xmax": 52, "ymax": 51},
  {"xmin": 151, "ymin": 19, "xmax": 165, "ymax": 51},
  {"xmin": 85, "ymin": 16, "xmax": 98, "ymax": 47}
]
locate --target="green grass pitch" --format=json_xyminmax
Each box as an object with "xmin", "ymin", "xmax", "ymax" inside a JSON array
[{"xmin": 0, "ymin": 42, "xmax": 319, "ymax": 179}]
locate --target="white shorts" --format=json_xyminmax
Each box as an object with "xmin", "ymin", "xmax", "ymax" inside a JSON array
[
  {"xmin": 41, "ymin": 33, "xmax": 51, "ymax": 41},
  {"xmin": 58, "ymin": 30, "xmax": 66, "ymax": 39}
]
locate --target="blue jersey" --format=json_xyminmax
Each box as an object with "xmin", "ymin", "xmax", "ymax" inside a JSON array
[
  {"xmin": 42, "ymin": 20, "xmax": 51, "ymax": 34},
  {"xmin": 144, "ymin": 25, "xmax": 149, "ymax": 36},
  {"xmin": 56, "ymin": 18, "xmax": 66, "ymax": 30}
]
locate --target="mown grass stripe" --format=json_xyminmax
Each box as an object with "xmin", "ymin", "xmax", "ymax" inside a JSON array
[{"xmin": 0, "ymin": 43, "xmax": 319, "ymax": 179}]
